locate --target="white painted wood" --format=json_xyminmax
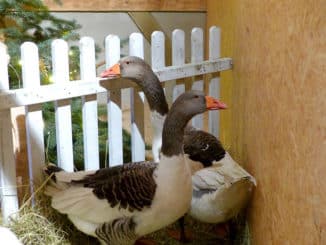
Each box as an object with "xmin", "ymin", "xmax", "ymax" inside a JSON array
[
  {"xmin": 105, "ymin": 35, "xmax": 123, "ymax": 166},
  {"xmin": 0, "ymin": 58, "xmax": 232, "ymax": 110},
  {"xmin": 209, "ymin": 26, "xmax": 221, "ymax": 137},
  {"xmin": 191, "ymin": 27, "xmax": 204, "ymax": 129},
  {"xmin": 0, "ymin": 42, "xmax": 10, "ymax": 90},
  {"xmin": 52, "ymin": 39, "xmax": 74, "ymax": 172},
  {"xmin": 151, "ymin": 31, "xmax": 165, "ymax": 69},
  {"xmin": 0, "ymin": 42, "xmax": 19, "ymax": 223},
  {"xmin": 151, "ymin": 31, "xmax": 166, "ymax": 162},
  {"xmin": 165, "ymin": 29, "xmax": 183, "ymax": 106},
  {"xmin": 21, "ymin": 42, "xmax": 45, "ymax": 187},
  {"xmin": 79, "ymin": 37, "xmax": 99, "ymax": 170},
  {"xmin": 129, "ymin": 33, "xmax": 145, "ymax": 162},
  {"xmin": 153, "ymin": 58, "xmax": 231, "ymax": 81},
  {"xmin": 171, "ymin": 29, "xmax": 185, "ymax": 103},
  {"xmin": 0, "ymin": 111, "xmax": 19, "ymax": 224}
]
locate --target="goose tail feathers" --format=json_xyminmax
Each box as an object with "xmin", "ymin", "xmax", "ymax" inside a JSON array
[{"xmin": 43, "ymin": 163, "xmax": 95, "ymax": 197}]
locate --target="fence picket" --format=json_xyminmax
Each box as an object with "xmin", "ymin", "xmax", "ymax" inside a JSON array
[
  {"xmin": 209, "ymin": 26, "xmax": 221, "ymax": 137},
  {"xmin": 150, "ymin": 31, "xmax": 166, "ymax": 161},
  {"xmin": 129, "ymin": 33, "xmax": 145, "ymax": 162},
  {"xmin": 0, "ymin": 42, "xmax": 19, "ymax": 223},
  {"xmin": 151, "ymin": 31, "xmax": 165, "ymax": 69},
  {"xmin": 106, "ymin": 35, "xmax": 123, "ymax": 166},
  {"xmin": 52, "ymin": 39, "xmax": 74, "ymax": 171},
  {"xmin": 21, "ymin": 42, "xmax": 45, "ymax": 187},
  {"xmin": 171, "ymin": 29, "xmax": 185, "ymax": 104},
  {"xmin": 191, "ymin": 28, "xmax": 204, "ymax": 129},
  {"xmin": 79, "ymin": 37, "xmax": 99, "ymax": 170}
]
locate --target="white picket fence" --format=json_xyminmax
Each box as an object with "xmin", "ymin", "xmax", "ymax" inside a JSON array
[{"xmin": 0, "ymin": 26, "xmax": 232, "ymax": 222}]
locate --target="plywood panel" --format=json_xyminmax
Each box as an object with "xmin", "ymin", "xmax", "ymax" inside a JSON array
[
  {"xmin": 44, "ymin": 0, "xmax": 206, "ymax": 12},
  {"xmin": 207, "ymin": 0, "xmax": 326, "ymax": 244}
]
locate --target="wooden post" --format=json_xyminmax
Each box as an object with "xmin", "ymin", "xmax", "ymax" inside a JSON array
[
  {"xmin": 0, "ymin": 42, "xmax": 19, "ymax": 223},
  {"xmin": 191, "ymin": 27, "xmax": 204, "ymax": 129},
  {"xmin": 79, "ymin": 37, "xmax": 100, "ymax": 170},
  {"xmin": 105, "ymin": 35, "xmax": 123, "ymax": 166},
  {"xmin": 129, "ymin": 33, "xmax": 145, "ymax": 162},
  {"xmin": 52, "ymin": 39, "xmax": 74, "ymax": 172},
  {"xmin": 21, "ymin": 42, "xmax": 45, "ymax": 188}
]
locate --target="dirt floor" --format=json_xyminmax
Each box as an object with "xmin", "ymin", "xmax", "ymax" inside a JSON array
[{"xmin": 66, "ymin": 213, "xmax": 250, "ymax": 245}]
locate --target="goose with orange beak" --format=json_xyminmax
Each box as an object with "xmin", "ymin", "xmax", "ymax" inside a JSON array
[
  {"xmin": 44, "ymin": 90, "xmax": 227, "ymax": 245},
  {"xmin": 101, "ymin": 56, "xmax": 256, "ymax": 243}
]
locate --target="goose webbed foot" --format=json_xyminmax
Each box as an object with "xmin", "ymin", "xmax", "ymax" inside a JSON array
[{"xmin": 167, "ymin": 216, "xmax": 193, "ymax": 243}]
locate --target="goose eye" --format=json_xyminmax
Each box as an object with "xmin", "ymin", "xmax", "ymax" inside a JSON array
[
  {"xmin": 126, "ymin": 61, "xmax": 130, "ymax": 65},
  {"xmin": 194, "ymin": 95, "xmax": 199, "ymax": 98}
]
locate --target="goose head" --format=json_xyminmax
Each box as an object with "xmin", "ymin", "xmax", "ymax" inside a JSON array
[
  {"xmin": 101, "ymin": 56, "xmax": 169, "ymax": 116},
  {"xmin": 161, "ymin": 90, "xmax": 227, "ymax": 157},
  {"xmin": 101, "ymin": 56, "xmax": 152, "ymax": 84}
]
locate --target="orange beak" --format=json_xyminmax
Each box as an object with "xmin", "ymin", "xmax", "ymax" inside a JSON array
[
  {"xmin": 100, "ymin": 63, "xmax": 121, "ymax": 78},
  {"xmin": 205, "ymin": 96, "xmax": 227, "ymax": 110}
]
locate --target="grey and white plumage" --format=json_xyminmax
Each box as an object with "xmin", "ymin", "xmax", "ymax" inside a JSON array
[
  {"xmin": 101, "ymin": 56, "xmax": 256, "ymax": 231},
  {"xmin": 189, "ymin": 152, "xmax": 256, "ymax": 223},
  {"xmin": 44, "ymin": 91, "xmax": 220, "ymax": 245}
]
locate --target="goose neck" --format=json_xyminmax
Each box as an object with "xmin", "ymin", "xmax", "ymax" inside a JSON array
[
  {"xmin": 139, "ymin": 73, "xmax": 168, "ymax": 116},
  {"xmin": 161, "ymin": 109, "xmax": 192, "ymax": 157}
]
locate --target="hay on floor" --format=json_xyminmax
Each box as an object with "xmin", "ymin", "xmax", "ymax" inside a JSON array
[{"xmin": 1, "ymin": 178, "xmax": 251, "ymax": 245}]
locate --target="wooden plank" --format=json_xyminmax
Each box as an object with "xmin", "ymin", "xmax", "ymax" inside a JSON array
[
  {"xmin": 44, "ymin": 0, "xmax": 207, "ymax": 12},
  {"xmin": 52, "ymin": 39, "xmax": 74, "ymax": 172},
  {"xmin": 106, "ymin": 35, "xmax": 123, "ymax": 166},
  {"xmin": 165, "ymin": 29, "xmax": 184, "ymax": 107},
  {"xmin": 153, "ymin": 59, "xmax": 232, "ymax": 85},
  {"xmin": 0, "ymin": 42, "xmax": 19, "ymax": 223},
  {"xmin": 21, "ymin": 42, "xmax": 45, "ymax": 186},
  {"xmin": 129, "ymin": 33, "xmax": 145, "ymax": 162},
  {"xmin": 0, "ymin": 110, "xmax": 19, "ymax": 223},
  {"xmin": 191, "ymin": 27, "xmax": 204, "ymax": 129},
  {"xmin": 151, "ymin": 31, "xmax": 166, "ymax": 162},
  {"xmin": 151, "ymin": 31, "xmax": 166, "ymax": 69},
  {"xmin": 208, "ymin": 26, "xmax": 220, "ymax": 137},
  {"xmin": 0, "ymin": 58, "xmax": 232, "ymax": 110},
  {"xmin": 172, "ymin": 29, "xmax": 186, "ymax": 101},
  {"xmin": 79, "ymin": 37, "xmax": 99, "ymax": 170}
]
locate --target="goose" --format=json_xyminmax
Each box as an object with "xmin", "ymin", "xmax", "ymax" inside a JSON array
[
  {"xmin": 101, "ymin": 56, "xmax": 256, "ymax": 242},
  {"xmin": 43, "ymin": 90, "xmax": 226, "ymax": 245}
]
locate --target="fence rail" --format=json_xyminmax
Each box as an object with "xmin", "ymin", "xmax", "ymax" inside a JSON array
[{"xmin": 0, "ymin": 26, "xmax": 232, "ymax": 223}]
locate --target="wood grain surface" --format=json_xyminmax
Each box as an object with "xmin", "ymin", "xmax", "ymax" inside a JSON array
[
  {"xmin": 44, "ymin": 0, "xmax": 207, "ymax": 12},
  {"xmin": 207, "ymin": 0, "xmax": 326, "ymax": 244}
]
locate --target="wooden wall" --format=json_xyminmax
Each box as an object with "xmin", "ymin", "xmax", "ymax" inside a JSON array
[
  {"xmin": 207, "ymin": 0, "xmax": 325, "ymax": 244},
  {"xmin": 44, "ymin": 0, "xmax": 206, "ymax": 12}
]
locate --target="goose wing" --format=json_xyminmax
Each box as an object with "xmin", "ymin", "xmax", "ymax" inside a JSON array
[
  {"xmin": 44, "ymin": 161, "xmax": 158, "ymax": 220},
  {"xmin": 192, "ymin": 155, "xmax": 256, "ymax": 198}
]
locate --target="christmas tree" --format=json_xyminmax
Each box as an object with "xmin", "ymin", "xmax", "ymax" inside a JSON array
[
  {"xmin": 0, "ymin": 0, "xmax": 134, "ymax": 169},
  {"xmin": 0, "ymin": 0, "xmax": 82, "ymax": 87}
]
